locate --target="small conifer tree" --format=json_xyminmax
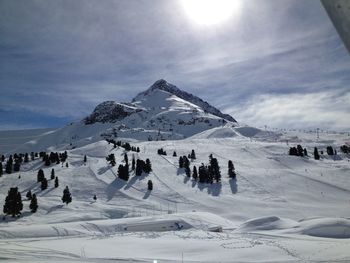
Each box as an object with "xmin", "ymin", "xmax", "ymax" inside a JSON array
[
  {"xmin": 26, "ymin": 190, "xmax": 32, "ymax": 200},
  {"xmin": 62, "ymin": 186, "xmax": 72, "ymax": 204},
  {"xmin": 132, "ymin": 155, "xmax": 135, "ymax": 171},
  {"xmin": 54, "ymin": 176, "xmax": 59, "ymax": 188},
  {"xmin": 37, "ymin": 169, "xmax": 45, "ymax": 183},
  {"xmin": 192, "ymin": 166, "xmax": 198, "ymax": 181},
  {"xmin": 29, "ymin": 194, "xmax": 38, "ymax": 213},
  {"xmin": 314, "ymin": 147, "xmax": 320, "ymax": 160},
  {"xmin": 190, "ymin": 149, "xmax": 196, "ymax": 160},
  {"xmin": 41, "ymin": 177, "xmax": 48, "ymax": 190},
  {"xmin": 147, "ymin": 180, "xmax": 153, "ymax": 191},
  {"xmin": 3, "ymin": 187, "xmax": 23, "ymax": 217},
  {"xmin": 144, "ymin": 159, "xmax": 152, "ymax": 173}
]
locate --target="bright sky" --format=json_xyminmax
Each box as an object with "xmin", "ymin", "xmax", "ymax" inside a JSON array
[{"xmin": 0, "ymin": 0, "xmax": 349, "ymax": 131}]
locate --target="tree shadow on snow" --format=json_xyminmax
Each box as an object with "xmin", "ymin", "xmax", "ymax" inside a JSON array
[
  {"xmin": 46, "ymin": 204, "xmax": 65, "ymax": 214},
  {"xmin": 191, "ymin": 180, "xmax": 197, "ymax": 188},
  {"xmin": 2, "ymin": 211, "xmax": 34, "ymax": 222},
  {"xmin": 177, "ymin": 168, "xmax": 184, "ymax": 175},
  {"xmin": 106, "ymin": 178, "xmax": 126, "ymax": 201},
  {"xmin": 197, "ymin": 182, "xmax": 222, "ymax": 196},
  {"xmin": 124, "ymin": 173, "xmax": 147, "ymax": 190},
  {"xmin": 98, "ymin": 166, "xmax": 111, "ymax": 175},
  {"xmin": 183, "ymin": 176, "xmax": 190, "ymax": 184},
  {"xmin": 143, "ymin": 190, "xmax": 151, "ymax": 199},
  {"xmin": 229, "ymin": 179, "xmax": 238, "ymax": 194}
]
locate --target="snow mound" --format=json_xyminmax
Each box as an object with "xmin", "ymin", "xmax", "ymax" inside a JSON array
[
  {"xmin": 299, "ymin": 218, "xmax": 350, "ymax": 239},
  {"xmin": 0, "ymin": 212, "xmax": 232, "ymax": 239},
  {"xmin": 234, "ymin": 126, "xmax": 262, "ymax": 137},
  {"xmin": 237, "ymin": 216, "xmax": 298, "ymax": 231}
]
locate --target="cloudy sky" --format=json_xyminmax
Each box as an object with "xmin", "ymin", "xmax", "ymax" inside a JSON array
[{"xmin": 1, "ymin": 0, "xmax": 349, "ymax": 131}]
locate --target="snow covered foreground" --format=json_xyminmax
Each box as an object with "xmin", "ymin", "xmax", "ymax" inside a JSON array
[{"xmin": 0, "ymin": 129, "xmax": 350, "ymax": 262}]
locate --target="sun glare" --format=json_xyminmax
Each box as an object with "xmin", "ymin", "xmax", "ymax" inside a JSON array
[{"xmin": 181, "ymin": 0, "xmax": 241, "ymax": 26}]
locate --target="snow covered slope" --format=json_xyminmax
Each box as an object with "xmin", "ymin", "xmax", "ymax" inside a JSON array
[{"xmin": 0, "ymin": 129, "xmax": 350, "ymax": 262}]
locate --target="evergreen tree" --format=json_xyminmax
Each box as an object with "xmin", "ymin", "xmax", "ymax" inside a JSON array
[
  {"xmin": 5, "ymin": 156, "xmax": 13, "ymax": 174},
  {"xmin": 137, "ymin": 147, "xmax": 140, "ymax": 153},
  {"xmin": 183, "ymin": 156, "xmax": 190, "ymax": 171},
  {"xmin": 41, "ymin": 177, "xmax": 48, "ymax": 190},
  {"xmin": 51, "ymin": 168, "xmax": 55, "ymax": 180},
  {"xmin": 118, "ymin": 164, "xmax": 129, "ymax": 181},
  {"xmin": 0, "ymin": 162, "xmax": 3, "ymax": 177},
  {"xmin": 106, "ymin": 154, "xmax": 116, "ymax": 166},
  {"xmin": 190, "ymin": 149, "xmax": 196, "ymax": 160},
  {"xmin": 1, "ymin": 154, "xmax": 4, "ymax": 162},
  {"xmin": 179, "ymin": 156, "xmax": 184, "ymax": 168},
  {"xmin": 26, "ymin": 190, "xmax": 32, "ymax": 200},
  {"xmin": 124, "ymin": 153, "xmax": 128, "ymax": 164},
  {"xmin": 303, "ymin": 148, "xmax": 308, "ymax": 156},
  {"xmin": 3, "ymin": 187, "xmax": 23, "ymax": 217},
  {"xmin": 29, "ymin": 194, "xmax": 38, "ymax": 213},
  {"xmin": 131, "ymin": 155, "xmax": 135, "ymax": 171},
  {"xmin": 44, "ymin": 155, "xmax": 51, "ymax": 166},
  {"xmin": 192, "ymin": 166, "xmax": 198, "ymax": 180},
  {"xmin": 37, "ymin": 169, "xmax": 45, "ymax": 182},
  {"xmin": 54, "ymin": 176, "xmax": 59, "ymax": 188},
  {"xmin": 228, "ymin": 160, "xmax": 236, "ymax": 179},
  {"xmin": 93, "ymin": 194, "xmax": 97, "ymax": 201},
  {"xmin": 24, "ymin": 153, "xmax": 29, "ymax": 163},
  {"xmin": 297, "ymin": 145, "xmax": 304, "ymax": 156},
  {"xmin": 147, "ymin": 180, "xmax": 153, "ymax": 191},
  {"xmin": 144, "ymin": 159, "xmax": 152, "ymax": 173},
  {"xmin": 173, "ymin": 151, "xmax": 177, "ymax": 157},
  {"xmin": 326, "ymin": 146, "xmax": 334, "ymax": 155},
  {"xmin": 207, "ymin": 165, "xmax": 214, "ymax": 184},
  {"xmin": 289, "ymin": 147, "xmax": 298, "ymax": 156},
  {"xmin": 84, "ymin": 155, "xmax": 87, "ymax": 163},
  {"xmin": 210, "ymin": 157, "xmax": 221, "ymax": 182},
  {"xmin": 13, "ymin": 159, "xmax": 21, "ymax": 172},
  {"xmin": 198, "ymin": 164, "xmax": 207, "ymax": 183},
  {"xmin": 62, "ymin": 186, "xmax": 72, "ymax": 204},
  {"xmin": 66, "ymin": 162, "xmax": 69, "ymax": 168},
  {"xmin": 314, "ymin": 147, "xmax": 320, "ymax": 160},
  {"xmin": 185, "ymin": 165, "xmax": 191, "ymax": 177},
  {"xmin": 136, "ymin": 159, "xmax": 144, "ymax": 176}
]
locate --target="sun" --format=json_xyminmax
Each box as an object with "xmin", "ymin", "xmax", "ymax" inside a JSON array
[{"xmin": 181, "ymin": 0, "xmax": 241, "ymax": 26}]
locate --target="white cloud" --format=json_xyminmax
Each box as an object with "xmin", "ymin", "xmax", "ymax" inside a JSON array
[{"xmin": 227, "ymin": 90, "xmax": 350, "ymax": 131}]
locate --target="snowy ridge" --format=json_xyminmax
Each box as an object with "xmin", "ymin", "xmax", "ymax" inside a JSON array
[{"xmin": 133, "ymin": 79, "xmax": 237, "ymax": 122}]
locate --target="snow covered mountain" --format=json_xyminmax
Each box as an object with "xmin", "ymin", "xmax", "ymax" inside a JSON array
[
  {"xmin": 132, "ymin": 79, "xmax": 236, "ymax": 122},
  {"xmin": 8, "ymin": 80, "xmax": 243, "ymax": 153},
  {"xmin": 83, "ymin": 79, "xmax": 237, "ymax": 140}
]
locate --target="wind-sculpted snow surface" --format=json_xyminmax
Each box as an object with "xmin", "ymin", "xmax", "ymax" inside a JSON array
[{"xmin": 0, "ymin": 129, "xmax": 350, "ymax": 262}]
